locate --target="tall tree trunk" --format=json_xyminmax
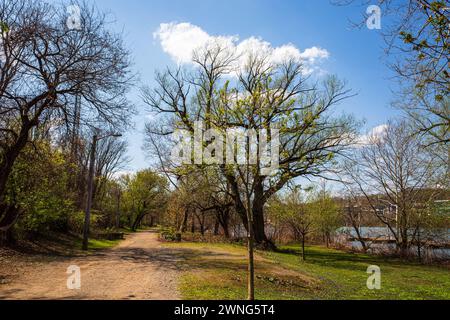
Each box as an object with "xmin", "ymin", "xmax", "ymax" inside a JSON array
[
  {"xmin": 131, "ymin": 214, "xmax": 144, "ymax": 231},
  {"xmin": 132, "ymin": 202, "xmax": 148, "ymax": 232},
  {"xmin": 197, "ymin": 212, "xmax": 205, "ymax": 236},
  {"xmin": 191, "ymin": 213, "xmax": 195, "ymax": 233},
  {"xmin": 213, "ymin": 218, "xmax": 220, "ymax": 235},
  {"xmin": 245, "ymin": 196, "xmax": 255, "ymax": 300},
  {"xmin": 222, "ymin": 170, "xmax": 274, "ymax": 250},
  {"xmin": 252, "ymin": 197, "xmax": 276, "ymax": 250},
  {"xmin": 325, "ymin": 233, "xmax": 330, "ymax": 248},
  {"xmin": 349, "ymin": 212, "xmax": 367, "ymax": 252},
  {"xmin": 398, "ymin": 223, "xmax": 409, "ymax": 257},
  {"xmin": 398, "ymin": 239, "xmax": 409, "ymax": 257},
  {"xmin": 417, "ymin": 230, "xmax": 422, "ymax": 263},
  {"xmin": 223, "ymin": 169, "xmax": 248, "ymax": 229},
  {"xmin": 180, "ymin": 208, "xmax": 189, "ymax": 233},
  {"xmin": 0, "ymin": 127, "xmax": 30, "ymax": 200},
  {"xmin": 222, "ymin": 223, "xmax": 230, "ymax": 238},
  {"xmin": 252, "ymin": 178, "xmax": 276, "ymax": 250},
  {"xmin": 354, "ymin": 227, "xmax": 367, "ymax": 252},
  {"xmin": 219, "ymin": 210, "xmax": 231, "ymax": 239}
]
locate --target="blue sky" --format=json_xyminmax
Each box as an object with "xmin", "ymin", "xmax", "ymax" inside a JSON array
[{"xmin": 90, "ymin": 0, "xmax": 401, "ymax": 172}]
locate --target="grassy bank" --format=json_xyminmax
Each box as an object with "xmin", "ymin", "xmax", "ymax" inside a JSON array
[{"xmin": 162, "ymin": 242, "xmax": 450, "ymax": 300}]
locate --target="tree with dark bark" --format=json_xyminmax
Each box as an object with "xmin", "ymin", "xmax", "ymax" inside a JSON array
[
  {"xmin": 143, "ymin": 44, "xmax": 358, "ymax": 251},
  {"xmin": 144, "ymin": 43, "xmax": 357, "ymax": 301},
  {"xmin": 0, "ymin": 0, "xmax": 134, "ymax": 230},
  {"xmin": 121, "ymin": 169, "xmax": 168, "ymax": 232}
]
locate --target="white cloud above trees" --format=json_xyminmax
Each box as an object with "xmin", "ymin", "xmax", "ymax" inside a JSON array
[
  {"xmin": 358, "ymin": 124, "xmax": 389, "ymax": 145},
  {"xmin": 153, "ymin": 22, "xmax": 329, "ymax": 74}
]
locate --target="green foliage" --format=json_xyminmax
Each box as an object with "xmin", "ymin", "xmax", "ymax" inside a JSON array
[
  {"xmin": 307, "ymin": 188, "xmax": 342, "ymax": 243},
  {"xmin": 68, "ymin": 210, "xmax": 102, "ymax": 234},
  {"xmin": 268, "ymin": 187, "xmax": 313, "ymax": 238},
  {"xmin": 120, "ymin": 169, "xmax": 168, "ymax": 229},
  {"xmin": 0, "ymin": 21, "xmax": 8, "ymax": 33},
  {"xmin": 413, "ymin": 200, "xmax": 450, "ymax": 240},
  {"xmin": 94, "ymin": 179, "xmax": 123, "ymax": 228},
  {"xmin": 393, "ymin": 1, "xmax": 450, "ymax": 144},
  {"xmin": 6, "ymin": 142, "xmax": 77, "ymax": 234},
  {"xmin": 268, "ymin": 185, "xmax": 343, "ymax": 247}
]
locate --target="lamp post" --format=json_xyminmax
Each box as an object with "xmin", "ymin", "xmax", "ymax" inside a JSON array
[{"xmin": 82, "ymin": 132, "xmax": 122, "ymax": 251}]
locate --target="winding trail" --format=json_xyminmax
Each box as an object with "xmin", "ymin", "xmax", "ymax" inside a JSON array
[{"xmin": 0, "ymin": 231, "xmax": 181, "ymax": 300}]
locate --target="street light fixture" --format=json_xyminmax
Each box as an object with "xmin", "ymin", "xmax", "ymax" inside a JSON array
[{"xmin": 82, "ymin": 131, "xmax": 123, "ymax": 251}]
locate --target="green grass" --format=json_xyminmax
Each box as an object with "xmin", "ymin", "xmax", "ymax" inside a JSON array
[
  {"xmin": 69, "ymin": 237, "xmax": 121, "ymax": 253},
  {"xmin": 267, "ymin": 245, "xmax": 450, "ymax": 300},
  {"xmin": 87, "ymin": 238, "xmax": 121, "ymax": 250},
  {"xmin": 163, "ymin": 242, "xmax": 450, "ymax": 300}
]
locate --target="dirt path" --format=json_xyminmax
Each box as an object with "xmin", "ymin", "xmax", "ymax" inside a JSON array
[{"xmin": 0, "ymin": 231, "xmax": 181, "ymax": 300}]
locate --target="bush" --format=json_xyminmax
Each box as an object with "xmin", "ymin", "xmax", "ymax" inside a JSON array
[
  {"xmin": 6, "ymin": 142, "xmax": 77, "ymax": 237},
  {"xmin": 159, "ymin": 227, "xmax": 181, "ymax": 242},
  {"xmin": 68, "ymin": 211, "xmax": 102, "ymax": 234}
]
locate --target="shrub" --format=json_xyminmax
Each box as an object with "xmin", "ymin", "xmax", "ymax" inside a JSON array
[{"xmin": 159, "ymin": 227, "xmax": 181, "ymax": 242}]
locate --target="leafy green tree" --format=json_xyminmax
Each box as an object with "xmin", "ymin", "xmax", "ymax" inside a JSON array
[
  {"xmin": 269, "ymin": 187, "xmax": 314, "ymax": 260},
  {"xmin": 121, "ymin": 170, "xmax": 168, "ymax": 232},
  {"xmin": 144, "ymin": 46, "xmax": 357, "ymax": 300},
  {"xmin": 5, "ymin": 142, "xmax": 76, "ymax": 237},
  {"xmin": 308, "ymin": 187, "xmax": 342, "ymax": 248},
  {"xmin": 95, "ymin": 179, "xmax": 124, "ymax": 229},
  {"xmin": 144, "ymin": 46, "xmax": 358, "ymax": 250}
]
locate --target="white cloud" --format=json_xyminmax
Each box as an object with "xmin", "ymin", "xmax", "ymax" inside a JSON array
[
  {"xmin": 299, "ymin": 47, "xmax": 330, "ymax": 62},
  {"xmin": 358, "ymin": 124, "xmax": 388, "ymax": 146},
  {"xmin": 153, "ymin": 22, "xmax": 329, "ymax": 74},
  {"xmin": 112, "ymin": 170, "xmax": 136, "ymax": 179},
  {"xmin": 154, "ymin": 22, "xmax": 237, "ymax": 64}
]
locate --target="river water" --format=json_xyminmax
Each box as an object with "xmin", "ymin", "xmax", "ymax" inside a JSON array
[{"xmin": 336, "ymin": 227, "xmax": 450, "ymax": 259}]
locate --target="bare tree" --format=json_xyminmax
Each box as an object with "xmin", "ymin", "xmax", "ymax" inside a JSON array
[
  {"xmin": 340, "ymin": 195, "xmax": 370, "ymax": 252},
  {"xmin": 93, "ymin": 135, "xmax": 130, "ymax": 204},
  {"xmin": 342, "ymin": 120, "xmax": 443, "ymax": 256}
]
